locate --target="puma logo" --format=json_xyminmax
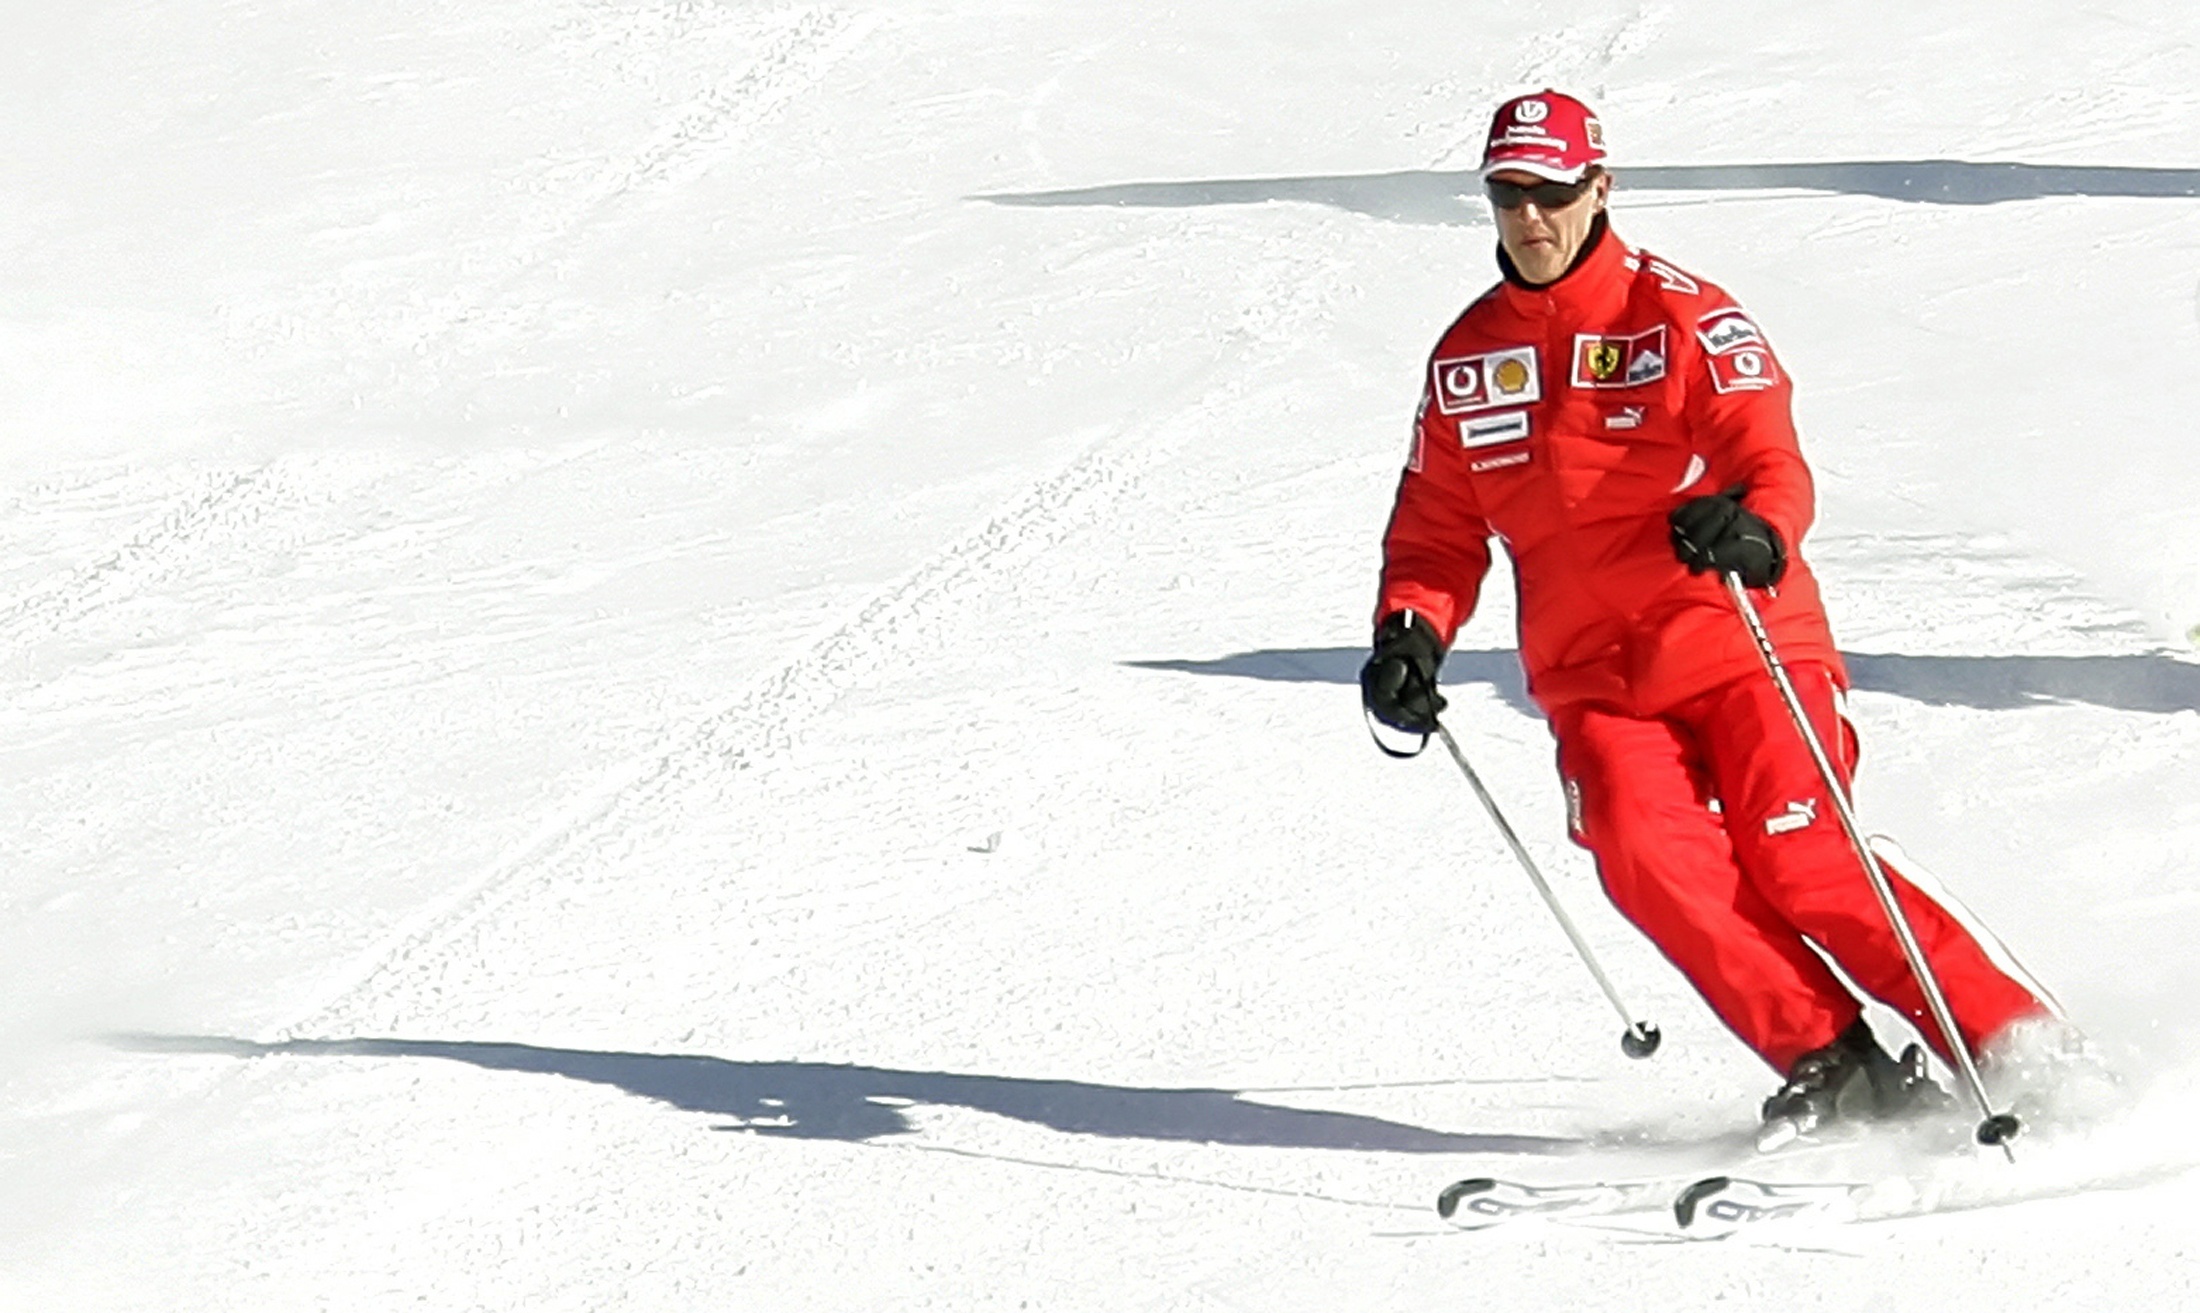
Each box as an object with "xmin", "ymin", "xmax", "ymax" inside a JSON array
[{"xmin": 1764, "ymin": 799, "xmax": 1818, "ymax": 836}]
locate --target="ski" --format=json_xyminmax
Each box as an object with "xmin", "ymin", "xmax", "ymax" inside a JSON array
[
  {"xmin": 1435, "ymin": 1173, "xmax": 1869, "ymax": 1235},
  {"xmin": 1671, "ymin": 1175, "xmax": 1865, "ymax": 1233},
  {"xmin": 1435, "ymin": 1176, "xmax": 1665, "ymax": 1229}
]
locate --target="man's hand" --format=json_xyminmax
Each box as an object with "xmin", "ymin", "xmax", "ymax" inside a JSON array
[
  {"xmin": 1360, "ymin": 611, "xmax": 1448, "ymax": 734},
  {"xmin": 1670, "ymin": 490, "xmax": 1786, "ymax": 588}
]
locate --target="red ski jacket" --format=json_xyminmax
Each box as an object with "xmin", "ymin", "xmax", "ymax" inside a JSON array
[{"xmin": 1378, "ymin": 222, "xmax": 1845, "ymax": 717}]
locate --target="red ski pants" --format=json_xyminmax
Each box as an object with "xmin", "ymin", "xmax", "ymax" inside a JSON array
[{"xmin": 1552, "ymin": 664, "xmax": 2042, "ymax": 1073}]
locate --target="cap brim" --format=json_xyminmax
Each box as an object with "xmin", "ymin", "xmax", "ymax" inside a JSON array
[{"xmin": 1479, "ymin": 157, "xmax": 1592, "ymax": 184}]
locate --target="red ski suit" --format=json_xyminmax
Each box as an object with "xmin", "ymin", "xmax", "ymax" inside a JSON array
[{"xmin": 1378, "ymin": 224, "xmax": 2040, "ymax": 1071}]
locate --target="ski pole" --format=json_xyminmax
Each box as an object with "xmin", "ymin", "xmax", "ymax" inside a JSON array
[
  {"xmin": 1434, "ymin": 722, "xmax": 1662, "ymax": 1060},
  {"xmin": 1722, "ymin": 572, "xmax": 2020, "ymax": 1154}
]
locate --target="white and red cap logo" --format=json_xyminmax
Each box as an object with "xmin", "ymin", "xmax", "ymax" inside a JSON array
[{"xmin": 1479, "ymin": 90, "xmax": 1607, "ymax": 183}]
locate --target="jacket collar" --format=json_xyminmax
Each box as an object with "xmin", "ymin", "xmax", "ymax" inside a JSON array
[{"xmin": 1492, "ymin": 214, "xmax": 1629, "ymax": 319}]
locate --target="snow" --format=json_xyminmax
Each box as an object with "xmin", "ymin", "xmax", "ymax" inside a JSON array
[{"xmin": 2, "ymin": 1, "xmax": 2198, "ymax": 1307}]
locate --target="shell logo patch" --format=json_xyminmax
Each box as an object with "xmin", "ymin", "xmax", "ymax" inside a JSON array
[{"xmin": 1432, "ymin": 345, "xmax": 1541, "ymax": 415}]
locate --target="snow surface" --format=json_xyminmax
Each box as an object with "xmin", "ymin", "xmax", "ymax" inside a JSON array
[{"xmin": 3, "ymin": 1, "xmax": 2199, "ymax": 1308}]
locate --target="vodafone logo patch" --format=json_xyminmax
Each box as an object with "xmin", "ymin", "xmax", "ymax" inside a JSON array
[
  {"xmin": 1708, "ymin": 345, "xmax": 1780, "ymax": 394},
  {"xmin": 1431, "ymin": 346, "xmax": 1540, "ymax": 415}
]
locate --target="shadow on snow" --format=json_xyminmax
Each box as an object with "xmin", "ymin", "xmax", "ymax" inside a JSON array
[
  {"xmin": 982, "ymin": 160, "xmax": 2200, "ymax": 225},
  {"xmin": 1128, "ymin": 648, "xmax": 2200, "ymax": 717},
  {"xmin": 116, "ymin": 1034, "xmax": 1575, "ymax": 1155}
]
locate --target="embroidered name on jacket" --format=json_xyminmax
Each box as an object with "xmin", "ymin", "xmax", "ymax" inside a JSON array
[
  {"xmin": 1570, "ymin": 324, "xmax": 1668, "ymax": 390},
  {"xmin": 1431, "ymin": 346, "xmax": 1541, "ymax": 415}
]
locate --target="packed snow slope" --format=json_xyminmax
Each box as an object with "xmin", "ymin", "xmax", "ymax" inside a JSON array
[{"xmin": 3, "ymin": 1, "xmax": 2199, "ymax": 1308}]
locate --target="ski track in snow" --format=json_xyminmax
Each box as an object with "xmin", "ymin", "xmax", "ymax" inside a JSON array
[
  {"xmin": 393, "ymin": 6, "xmax": 882, "ymax": 359},
  {"xmin": 265, "ymin": 434, "xmax": 1185, "ymax": 1040},
  {"xmin": 238, "ymin": 3, "xmax": 886, "ymax": 396},
  {"xmin": 0, "ymin": 468, "xmax": 285, "ymax": 658},
  {"xmin": 272, "ymin": 223, "xmax": 1361, "ymax": 1040},
  {"xmin": 1518, "ymin": 4, "xmax": 1673, "ymax": 94},
  {"xmin": 0, "ymin": 445, "xmax": 620, "ymax": 691},
  {"xmin": 1814, "ymin": 527, "xmax": 2164, "ymax": 654},
  {"xmin": 1423, "ymin": 5, "xmax": 1671, "ymax": 168},
  {"xmin": 0, "ymin": 5, "xmax": 888, "ymax": 716},
  {"xmin": 0, "ymin": 3, "xmax": 907, "ymax": 1154}
]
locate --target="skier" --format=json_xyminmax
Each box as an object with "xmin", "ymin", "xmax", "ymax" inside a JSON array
[{"xmin": 1361, "ymin": 89, "xmax": 2050, "ymax": 1141}]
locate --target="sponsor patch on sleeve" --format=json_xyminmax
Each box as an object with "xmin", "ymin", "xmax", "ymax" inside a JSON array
[
  {"xmin": 1432, "ymin": 346, "xmax": 1541, "ymax": 415},
  {"xmin": 1696, "ymin": 307, "xmax": 1766, "ymax": 356},
  {"xmin": 1707, "ymin": 344, "xmax": 1781, "ymax": 394},
  {"xmin": 1570, "ymin": 324, "xmax": 1668, "ymax": 390}
]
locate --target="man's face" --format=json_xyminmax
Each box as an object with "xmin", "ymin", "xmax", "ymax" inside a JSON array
[{"xmin": 1489, "ymin": 169, "xmax": 1611, "ymax": 285}]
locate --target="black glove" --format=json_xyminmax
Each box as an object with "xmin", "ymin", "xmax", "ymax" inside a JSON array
[
  {"xmin": 1670, "ymin": 490, "xmax": 1787, "ymax": 588},
  {"xmin": 1360, "ymin": 611, "xmax": 1448, "ymax": 734}
]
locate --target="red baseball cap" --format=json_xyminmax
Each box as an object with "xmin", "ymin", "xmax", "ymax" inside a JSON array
[{"xmin": 1479, "ymin": 90, "xmax": 1607, "ymax": 184}]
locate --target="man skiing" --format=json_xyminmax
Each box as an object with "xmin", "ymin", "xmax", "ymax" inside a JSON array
[{"xmin": 1361, "ymin": 89, "xmax": 2049, "ymax": 1142}]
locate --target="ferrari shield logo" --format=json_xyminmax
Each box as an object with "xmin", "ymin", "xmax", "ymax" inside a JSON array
[{"xmin": 1571, "ymin": 325, "xmax": 1669, "ymax": 390}]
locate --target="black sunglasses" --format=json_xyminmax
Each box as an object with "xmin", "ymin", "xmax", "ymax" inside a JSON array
[{"xmin": 1484, "ymin": 171, "xmax": 1599, "ymax": 211}]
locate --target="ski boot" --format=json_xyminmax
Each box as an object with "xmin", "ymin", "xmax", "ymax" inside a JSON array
[
  {"xmin": 1863, "ymin": 1036, "xmax": 1953, "ymax": 1120},
  {"xmin": 1758, "ymin": 1019, "xmax": 1949, "ymax": 1151}
]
